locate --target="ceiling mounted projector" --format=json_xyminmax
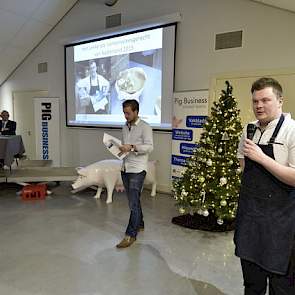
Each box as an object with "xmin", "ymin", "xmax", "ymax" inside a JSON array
[{"xmin": 104, "ymin": 0, "xmax": 119, "ymax": 6}]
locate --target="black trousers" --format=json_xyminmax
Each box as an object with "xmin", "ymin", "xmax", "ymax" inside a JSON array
[{"xmin": 241, "ymin": 256, "xmax": 295, "ymax": 295}]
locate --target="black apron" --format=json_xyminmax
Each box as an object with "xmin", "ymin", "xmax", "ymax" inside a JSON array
[
  {"xmin": 234, "ymin": 114, "xmax": 295, "ymax": 275},
  {"xmin": 86, "ymin": 76, "xmax": 100, "ymax": 113},
  {"xmin": 86, "ymin": 76, "xmax": 109, "ymax": 114}
]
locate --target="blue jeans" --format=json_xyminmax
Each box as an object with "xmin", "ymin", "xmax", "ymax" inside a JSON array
[{"xmin": 121, "ymin": 170, "xmax": 146, "ymax": 238}]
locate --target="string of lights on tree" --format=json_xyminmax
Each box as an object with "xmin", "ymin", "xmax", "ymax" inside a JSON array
[{"xmin": 173, "ymin": 81, "xmax": 243, "ymax": 225}]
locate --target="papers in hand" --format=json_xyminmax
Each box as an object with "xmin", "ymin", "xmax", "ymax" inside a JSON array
[{"xmin": 103, "ymin": 133, "xmax": 127, "ymax": 160}]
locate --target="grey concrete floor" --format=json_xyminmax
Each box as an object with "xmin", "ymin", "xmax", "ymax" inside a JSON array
[{"xmin": 0, "ymin": 182, "xmax": 243, "ymax": 295}]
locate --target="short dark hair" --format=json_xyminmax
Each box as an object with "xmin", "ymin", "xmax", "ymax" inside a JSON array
[
  {"xmin": 89, "ymin": 60, "xmax": 96, "ymax": 66},
  {"xmin": 251, "ymin": 77, "xmax": 283, "ymax": 99},
  {"xmin": 122, "ymin": 99, "xmax": 139, "ymax": 112}
]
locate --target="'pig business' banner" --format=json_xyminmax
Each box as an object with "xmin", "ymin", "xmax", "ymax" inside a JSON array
[
  {"xmin": 171, "ymin": 90, "xmax": 208, "ymax": 180},
  {"xmin": 34, "ymin": 97, "xmax": 60, "ymax": 166}
]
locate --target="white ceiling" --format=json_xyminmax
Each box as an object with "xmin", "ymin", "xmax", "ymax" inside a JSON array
[
  {"xmin": 0, "ymin": 0, "xmax": 79, "ymax": 86},
  {"xmin": 251, "ymin": 0, "xmax": 295, "ymax": 13},
  {"xmin": 0, "ymin": 0, "xmax": 294, "ymax": 87}
]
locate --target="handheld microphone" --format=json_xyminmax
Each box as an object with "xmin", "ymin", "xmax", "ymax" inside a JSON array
[{"xmin": 246, "ymin": 124, "xmax": 256, "ymax": 140}]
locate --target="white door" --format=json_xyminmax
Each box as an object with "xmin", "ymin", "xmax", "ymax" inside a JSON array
[{"xmin": 13, "ymin": 90, "xmax": 48, "ymax": 160}]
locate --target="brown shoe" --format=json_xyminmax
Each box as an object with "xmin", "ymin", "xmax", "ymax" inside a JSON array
[{"xmin": 116, "ymin": 236, "xmax": 136, "ymax": 248}]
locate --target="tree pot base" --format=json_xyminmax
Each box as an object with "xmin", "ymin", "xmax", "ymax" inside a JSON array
[{"xmin": 171, "ymin": 213, "xmax": 235, "ymax": 232}]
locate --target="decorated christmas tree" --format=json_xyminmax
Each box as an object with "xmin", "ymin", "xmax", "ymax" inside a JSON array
[{"xmin": 172, "ymin": 81, "xmax": 243, "ymax": 229}]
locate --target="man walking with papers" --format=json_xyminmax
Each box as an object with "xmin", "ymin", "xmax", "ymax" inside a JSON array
[{"xmin": 116, "ymin": 99, "xmax": 153, "ymax": 248}]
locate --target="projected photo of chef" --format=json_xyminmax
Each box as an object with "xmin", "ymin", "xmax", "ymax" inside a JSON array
[
  {"xmin": 75, "ymin": 49, "xmax": 162, "ymax": 116},
  {"xmin": 75, "ymin": 59, "xmax": 111, "ymax": 114}
]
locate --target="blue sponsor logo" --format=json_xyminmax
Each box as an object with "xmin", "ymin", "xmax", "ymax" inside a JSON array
[
  {"xmin": 180, "ymin": 143, "xmax": 199, "ymax": 155},
  {"xmin": 172, "ymin": 129, "xmax": 193, "ymax": 141},
  {"xmin": 186, "ymin": 115, "xmax": 207, "ymax": 128},
  {"xmin": 171, "ymin": 155, "xmax": 189, "ymax": 167}
]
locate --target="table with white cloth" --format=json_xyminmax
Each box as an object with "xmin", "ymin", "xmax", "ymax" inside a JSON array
[{"xmin": 0, "ymin": 135, "xmax": 25, "ymax": 166}]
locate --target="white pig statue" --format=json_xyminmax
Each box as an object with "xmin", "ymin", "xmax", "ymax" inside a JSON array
[{"xmin": 72, "ymin": 159, "xmax": 157, "ymax": 204}]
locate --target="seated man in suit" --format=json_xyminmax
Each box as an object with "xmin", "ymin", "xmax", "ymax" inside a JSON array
[
  {"xmin": 0, "ymin": 110, "xmax": 16, "ymax": 135},
  {"xmin": 0, "ymin": 110, "xmax": 16, "ymax": 168}
]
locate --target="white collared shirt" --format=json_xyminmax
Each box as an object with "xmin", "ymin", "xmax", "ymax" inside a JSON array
[
  {"xmin": 76, "ymin": 74, "xmax": 110, "ymax": 95},
  {"xmin": 237, "ymin": 113, "xmax": 295, "ymax": 167},
  {"xmin": 122, "ymin": 118, "xmax": 153, "ymax": 173},
  {"xmin": 1, "ymin": 120, "xmax": 7, "ymax": 130}
]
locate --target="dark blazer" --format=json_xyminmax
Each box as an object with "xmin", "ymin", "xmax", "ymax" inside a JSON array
[{"xmin": 0, "ymin": 120, "xmax": 16, "ymax": 135}]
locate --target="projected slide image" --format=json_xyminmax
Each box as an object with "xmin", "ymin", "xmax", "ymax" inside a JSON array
[
  {"xmin": 74, "ymin": 50, "xmax": 162, "ymax": 120},
  {"xmin": 66, "ymin": 25, "xmax": 175, "ymax": 129}
]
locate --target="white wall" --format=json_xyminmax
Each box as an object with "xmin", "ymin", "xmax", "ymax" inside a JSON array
[{"xmin": 1, "ymin": 0, "xmax": 295, "ymax": 192}]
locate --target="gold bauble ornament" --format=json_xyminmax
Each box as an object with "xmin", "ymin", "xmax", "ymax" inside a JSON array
[
  {"xmin": 179, "ymin": 207, "xmax": 186, "ymax": 214},
  {"xmin": 217, "ymin": 218, "xmax": 224, "ymax": 225},
  {"xmin": 199, "ymin": 176, "xmax": 205, "ymax": 183},
  {"xmin": 220, "ymin": 200, "xmax": 227, "ymax": 206}
]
